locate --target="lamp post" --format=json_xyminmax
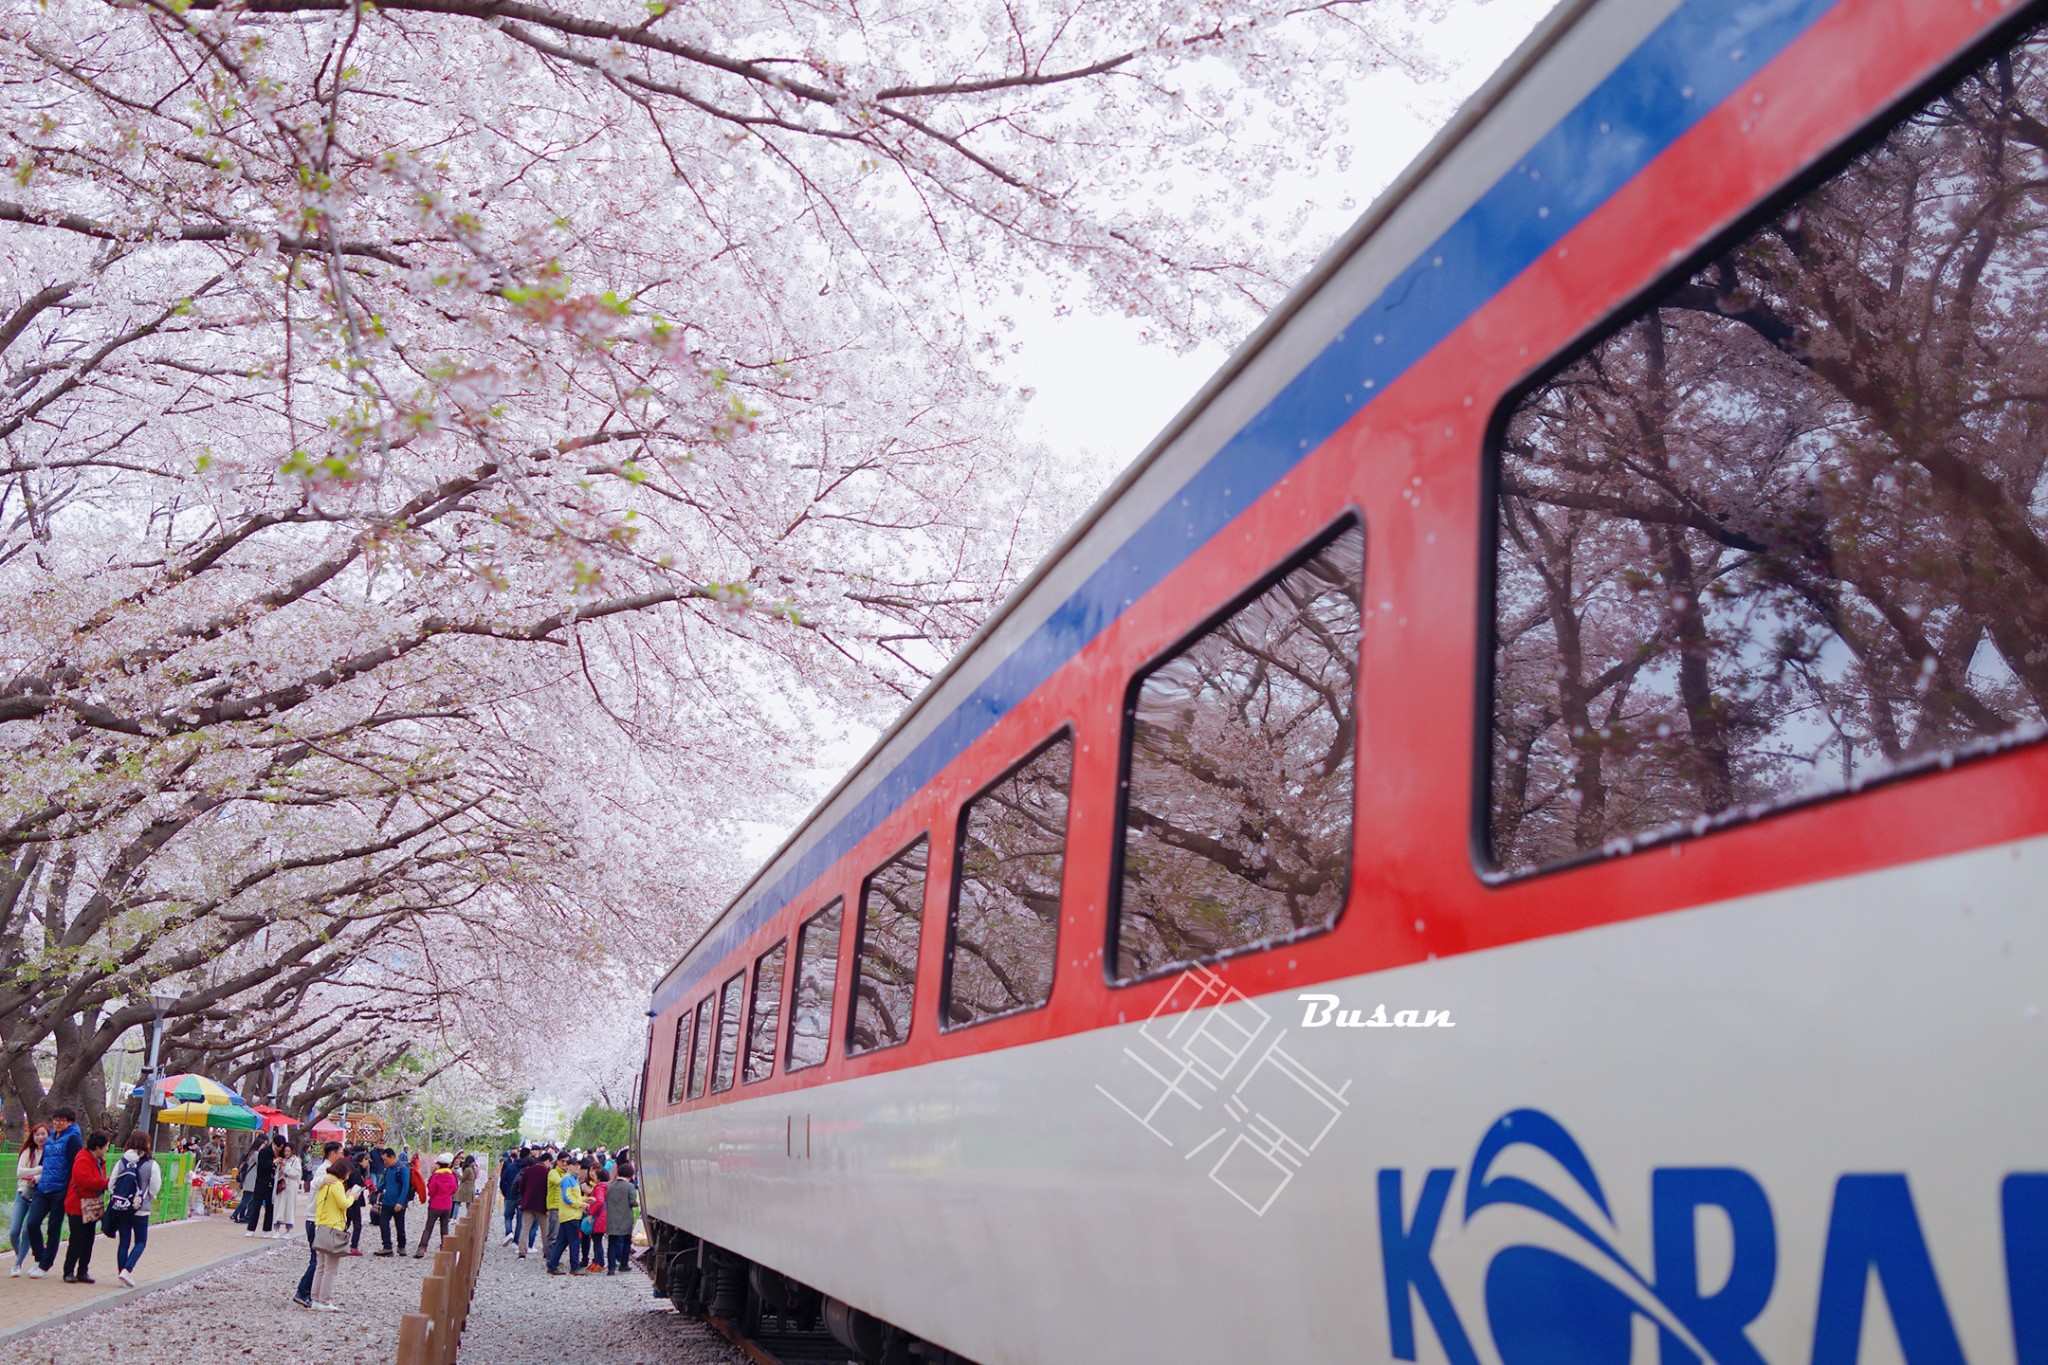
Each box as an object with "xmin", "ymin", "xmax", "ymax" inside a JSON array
[
  {"xmin": 333, "ymin": 1073, "xmax": 355, "ymax": 1144},
  {"xmin": 143, "ymin": 989, "xmax": 179, "ymax": 1150},
  {"xmin": 266, "ymin": 1043, "xmax": 288, "ymax": 1108}
]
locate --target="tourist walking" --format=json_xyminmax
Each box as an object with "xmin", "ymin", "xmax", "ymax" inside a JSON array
[
  {"xmin": 416, "ymin": 1154, "xmax": 456, "ymax": 1257},
  {"xmin": 344, "ymin": 1147, "xmax": 369, "ymax": 1253},
  {"xmin": 232, "ymin": 1143, "xmax": 259, "ymax": 1225},
  {"xmin": 276, "ymin": 1141, "xmax": 303, "ymax": 1237},
  {"xmin": 296, "ymin": 1156, "xmax": 362, "ymax": 1310},
  {"xmin": 104, "ymin": 1133, "xmax": 162, "ymax": 1287},
  {"xmin": 300, "ymin": 1141, "xmax": 340, "ymax": 1250},
  {"xmin": 603, "ymin": 1169, "xmax": 637, "ymax": 1276},
  {"xmin": 61, "ymin": 1131, "xmax": 110, "ymax": 1283},
  {"xmin": 544, "ymin": 1160, "xmax": 586, "ymax": 1275},
  {"xmin": 498, "ymin": 1148, "xmax": 525, "ymax": 1241},
  {"xmin": 544, "ymin": 1151, "xmax": 568, "ymax": 1258},
  {"xmin": 245, "ymin": 1133, "xmax": 278, "ymax": 1238},
  {"xmin": 514, "ymin": 1150, "xmax": 548, "ymax": 1258},
  {"xmin": 9, "ymin": 1121, "xmax": 47, "ymax": 1275},
  {"xmin": 374, "ymin": 1148, "xmax": 411, "ymax": 1255},
  {"xmin": 584, "ymin": 1168, "xmax": 608, "ymax": 1274},
  {"xmin": 454, "ymin": 1153, "xmax": 479, "ymax": 1223},
  {"xmin": 21, "ymin": 1106, "xmax": 82, "ymax": 1278}
]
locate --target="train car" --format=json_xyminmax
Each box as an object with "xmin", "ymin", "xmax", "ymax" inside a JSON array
[{"xmin": 636, "ymin": 0, "xmax": 2048, "ymax": 1360}]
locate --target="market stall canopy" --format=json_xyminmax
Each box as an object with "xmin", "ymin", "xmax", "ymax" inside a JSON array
[
  {"xmin": 308, "ymin": 1119, "xmax": 345, "ymax": 1141},
  {"xmin": 156, "ymin": 1100, "xmax": 261, "ymax": 1131},
  {"xmin": 250, "ymin": 1104, "xmax": 297, "ymax": 1131},
  {"xmin": 133, "ymin": 1073, "xmax": 248, "ymax": 1107}
]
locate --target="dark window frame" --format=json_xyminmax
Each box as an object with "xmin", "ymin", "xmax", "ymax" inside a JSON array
[
  {"xmin": 785, "ymin": 899, "xmax": 844, "ymax": 1073},
  {"xmin": 709, "ymin": 972, "xmax": 744, "ymax": 1094},
  {"xmin": 1105, "ymin": 511, "xmax": 1366, "ymax": 987},
  {"xmin": 940, "ymin": 726, "xmax": 1074, "ymax": 1031},
  {"xmin": 743, "ymin": 938, "xmax": 786, "ymax": 1086},
  {"xmin": 686, "ymin": 995, "xmax": 713, "ymax": 1100},
  {"xmin": 847, "ymin": 833, "xmax": 932, "ymax": 1056},
  {"xmin": 667, "ymin": 1013, "xmax": 689, "ymax": 1105},
  {"xmin": 1472, "ymin": 7, "xmax": 2048, "ymax": 884}
]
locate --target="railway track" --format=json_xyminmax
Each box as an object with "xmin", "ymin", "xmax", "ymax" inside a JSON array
[{"xmin": 704, "ymin": 1312, "xmax": 858, "ymax": 1365}]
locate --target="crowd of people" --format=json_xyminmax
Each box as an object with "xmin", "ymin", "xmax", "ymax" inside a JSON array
[
  {"xmin": 10, "ymin": 1116, "xmax": 640, "ymax": 1312},
  {"xmin": 497, "ymin": 1145, "xmax": 639, "ymax": 1279},
  {"xmin": 282, "ymin": 1141, "xmax": 489, "ymax": 1308},
  {"xmin": 9, "ymin": 1110, "xmax": 164, "ymax": 1287}
]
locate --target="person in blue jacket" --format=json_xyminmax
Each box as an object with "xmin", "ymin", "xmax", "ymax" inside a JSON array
[
  {"xmin": 373, "ymin": 1148, "xmax": 412, "ymax": 1256},
  {"xmin": 21, "ymin": 1107, "xmax": 82, "ymax": 1278},
  {"xmin": 497, "ymin": 1148, "xmax": 526, "ymax": 1242}
]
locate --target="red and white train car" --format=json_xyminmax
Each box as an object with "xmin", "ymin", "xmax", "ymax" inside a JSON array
[{"xmin": 638, "ymin": 0, "xmax": 2048, "ymax": 1360}]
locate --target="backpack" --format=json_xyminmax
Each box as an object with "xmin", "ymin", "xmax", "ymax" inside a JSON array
[{"xmin": 108, "ymin": 1156, "xmax": 145, "ymax": 1213}]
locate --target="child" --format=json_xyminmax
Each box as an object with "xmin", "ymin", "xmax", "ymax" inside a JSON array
[{"xmin": 583, "ymin": 1171, "xmax": 608, "ymax": 1274}]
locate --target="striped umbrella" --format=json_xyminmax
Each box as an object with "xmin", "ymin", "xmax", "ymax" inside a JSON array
[
  {"xmin": 156, "ymin": 1100, "xmax": 261, "ymax": 1131},
  {"xmin": 148, "ymin": 1073, "xmax": 246, "ymax": 1107}
]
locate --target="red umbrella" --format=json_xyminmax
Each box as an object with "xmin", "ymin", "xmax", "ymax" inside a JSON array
[{"xmin": 250, "ymin": 1104, "xmax": 297, "ymax": 1131}]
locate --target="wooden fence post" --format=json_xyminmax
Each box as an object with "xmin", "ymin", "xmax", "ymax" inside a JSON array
[
  {"xmin": 395, "ymin": 1161, "xmax": 495, "ymax": 1365},
  {"xmin": 423, "ymin": 1270, "xmax": 450, "ymax": 1365},
  {"xmin": 397, "ymin": 1312, "xmax": 432, "ymax": 1365}
]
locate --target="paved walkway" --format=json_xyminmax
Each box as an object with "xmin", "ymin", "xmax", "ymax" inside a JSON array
[{"xmin": 0, "ymin": 1215, "xmax": 280, "ymax": 1343}]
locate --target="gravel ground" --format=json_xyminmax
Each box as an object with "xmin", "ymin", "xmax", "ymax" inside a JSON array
[
  {"xmin": 7, "ymin": 1233, "xmax": 747, "ymax": 1365},
  {"xmin": 461, "ymin": 1241, "xmax": 746, "ymax": 1365}
]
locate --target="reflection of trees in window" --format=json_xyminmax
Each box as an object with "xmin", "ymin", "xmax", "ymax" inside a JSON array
[
  {"xmin": 786, "ymin": 901, "xmax": 841, "ymax": 1072},
  {"xmin": 668, "ymin": 1017, "xmax": 689, "ymax": 1104},
  {"xmin": 1114, "ymin": 521, "xmax": 1364, "ymax": 982},
  {"xmin": 1490, "ymin": 30, "xmax": 2048, "ymax": 875},
  {"xmin": 710, "ymin": 973, "xmax": 743, "ymax": 1093},
  {"xmin": 686, "ymin": 996, "xmax": 713, "ymax": 1099},
  {"xmin": 850, "ymin": 838, "xmax": 929, "ymax": 1053},
  {"xmin": 945, "ymin": 735, "xmax": 1071, "ymax": 1026},
  {"xmin": 745, "ymin": 941, "xmax": 785, "ymax": 1084}
]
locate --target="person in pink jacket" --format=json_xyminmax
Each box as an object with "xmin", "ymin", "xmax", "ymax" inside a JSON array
[{"xmin": 414, "ymin": 1154, "xmax": 459, "ymax": 1258}]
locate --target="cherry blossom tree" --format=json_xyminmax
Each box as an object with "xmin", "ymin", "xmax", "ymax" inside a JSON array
[{"xmin": 0, "ymin": 0, "xmax": 1443, "ymax": 1125}]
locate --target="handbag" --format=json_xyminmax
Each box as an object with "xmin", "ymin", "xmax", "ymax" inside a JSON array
[
  {"xmin": 579, "ymin": 1215, "xmax": 593, "ymax": 1234},
  {"xmin": 79, "ymin": 1195, "xmax": 105, "ymax": 1222},
  {"xmin": 313, "ymin": 1225, "xmax": 349, "ymax": 1254}
]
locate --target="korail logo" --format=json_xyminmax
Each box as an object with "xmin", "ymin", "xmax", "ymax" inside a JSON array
[{"xmin": 1382, "ymin": 1110, "xmax": 2048, "ymax": 1365}]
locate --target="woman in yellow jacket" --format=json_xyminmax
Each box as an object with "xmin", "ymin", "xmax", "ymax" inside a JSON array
[{"xmin": 295, "ymin": 1158, "xmax": 362, "ymax": 1310}]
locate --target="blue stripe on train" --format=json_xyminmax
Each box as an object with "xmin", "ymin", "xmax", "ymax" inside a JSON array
[{"xmin": 653, "ymin": 0, "xmax": 1840, "ymax": 1014}]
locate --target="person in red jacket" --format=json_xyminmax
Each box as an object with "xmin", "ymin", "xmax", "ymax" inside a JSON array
[{"xmin": 62, "ymin": 1131, "xmax": 111, "ymax": 1284}]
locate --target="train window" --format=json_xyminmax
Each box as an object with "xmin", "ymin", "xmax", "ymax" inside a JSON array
[
  {"xmin": 943, "ymin": 732, "xmax": 1072, "ymax": 1027},
  {"xmin": 710, "ymin": 973, "xmax": 743, "ymax": 1093},
  {"xmin": 849, "ymin": 837, "xmax": 930, "ymax": 1054},
  {"xmin": 1111, "ymin": 518, "xmax": 1364, "ymax": 983},
  {"xmin": 744, "ymin": 940, "xmax": 785, "ymax": 1084},
  {"xmin": 1486, "ymin": 24, "xmax": 2048, "ymax": 877},
  {"xmin": 667, "ymin": 1014, "xmax": 689, "ymax": 1105},
  {"xmin": 686, "ymin": 996, "xmax": 713, "ymax": 1099},
  {"xmin": 786, "ymin": 900, "xmax": 842, "ymax": 1072}
]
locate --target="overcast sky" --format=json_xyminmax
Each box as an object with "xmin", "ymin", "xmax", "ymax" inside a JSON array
[{"xmin": 1008, "ymin": 0, "xmax": 1554, "ymax": 487}]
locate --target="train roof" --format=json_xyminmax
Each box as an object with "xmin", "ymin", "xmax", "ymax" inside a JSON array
[{"xmin": 648, "ymin": 0, "xmax": 1610, "ymax": 1013}]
